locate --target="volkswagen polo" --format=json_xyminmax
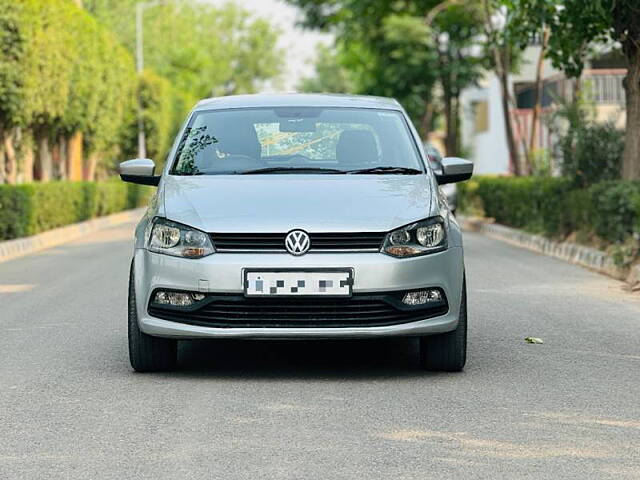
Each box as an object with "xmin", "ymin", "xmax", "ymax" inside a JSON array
[{"xmin": 120, "ymin": 94, "xmax": 473, "ymax": 372}]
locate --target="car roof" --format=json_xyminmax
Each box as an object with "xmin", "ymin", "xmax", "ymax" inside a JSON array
[{"xmin": 193, "ymin": 93, "xmax": 403, "ymax": 111}]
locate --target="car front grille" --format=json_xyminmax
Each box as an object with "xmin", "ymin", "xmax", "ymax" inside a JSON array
[
  {"xmin": 148, "ymin": 292, "xmax": 448, "ymax": 328},
  {"xmin": 211, "ymin": 232, "xmax": 386, "ymax": 252}
]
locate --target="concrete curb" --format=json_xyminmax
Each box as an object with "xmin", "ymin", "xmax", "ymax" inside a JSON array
[
  {"xmin": 459, "ymin": 216, "xmax": 640, "ymax": 290},
  {"xmin": 0, "ymin": 208, "xmax": 146, "ymax": 264}
]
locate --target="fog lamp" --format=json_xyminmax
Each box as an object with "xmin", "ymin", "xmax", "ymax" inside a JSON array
[
  {"xmin": 402, "ymin": 289, "xmax": 443, "ymax": 306},
  {"xmin": 154, "ymin": 291, "xmax": 205, "ymax": 307}
]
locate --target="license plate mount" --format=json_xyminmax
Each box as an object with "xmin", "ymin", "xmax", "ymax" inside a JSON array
[{"xmin": 243, "ymin": 269, "xmax": 353, "ymax": 297}]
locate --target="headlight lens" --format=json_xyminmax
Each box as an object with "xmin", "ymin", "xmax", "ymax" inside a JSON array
[
  {"xmin": 148, "ymin": 218, "xmax": 214, "ymax": 258},
  {"xmin": 382, "ymin": 217, "xmax": 446, "ymax": 257}
]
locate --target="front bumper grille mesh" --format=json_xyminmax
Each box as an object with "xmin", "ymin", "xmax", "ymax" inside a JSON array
[{"xmin": 148, "ymin": 292, "xmax": 448, "ymax": 328}]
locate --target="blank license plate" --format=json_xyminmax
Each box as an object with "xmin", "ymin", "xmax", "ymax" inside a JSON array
[{"xmin": 244, "ymin": 270, "xmax": 353, "ymax": 297}]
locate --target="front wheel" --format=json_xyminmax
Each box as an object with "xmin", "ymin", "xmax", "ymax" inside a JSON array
[
  {"xmin": 128, "ymin": 261, "xmax": 177, "ymax": 372},
  {"xmin": 418, "ymin": 277, "xmax": 467, "ymax": 372}
]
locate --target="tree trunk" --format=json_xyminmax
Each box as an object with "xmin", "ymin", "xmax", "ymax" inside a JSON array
[
  {"xmin": 481, "ymin": 0, "xmax": 522, "ymax": 175},
  {"xmin": 52, "ymin": 137, "xmax": 67, "ymax": 180},
  {"xmin": 85, "ymin": 153, "xmax": 99, "ymax": 181},
  {"xmin": 22, "ymin": 147, "xmax": 34, "ymax": 183},
  {"xmin": 443, "ymin": 85, "xmax": 456, "ymax": 156},
  {"xmin": 438, "ymin": 57, "xmax": 458, "ymax": 154},
  {"xmin": 572, "ymin": 77, "xmax": 582, "ymax": 104},
  {"xmin": 420, "ymin": 102, "xmax": 435, "ymax": 140},
  {"xmin": 35, "ymin": 133, "xmax": 53, "ymax": 181},
  {"xmin": 496, "ymin": 66, "xmax": 521, "ymax": 175},
  {"xmin": 452, "ymin": 94, "xmax": 460, "ymax": 155},
  {"xmin": 3, "ymin": 130, "xmax": 17, "ymax": 184},
  {"xmin": 67, "ymin": 132, "xmax": 83, "ymax": 181},
  {"xmin": 530, "ymin": 27, "xmax": 549, "ymax": 153},
  {"xmin": 0, "ymin": 127, "xmax": 6, "ymax": 184},
  {"xmin": 622, "ymin": 44, "xmax": 640, "ymax": 180}
]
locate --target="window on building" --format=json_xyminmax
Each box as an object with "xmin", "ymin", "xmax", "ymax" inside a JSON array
[
  {"xmin": 590, "ymin": 74, "xmax": 625, "ymax": 105},
  {"xmin": 472, "ymin": 100, "xmax": 489, "ymax": 133}
]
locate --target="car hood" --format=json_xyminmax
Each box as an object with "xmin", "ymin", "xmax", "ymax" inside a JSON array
[{"xmin": 161, "ymin": 174, "xmax": 436, "ymax": 233}]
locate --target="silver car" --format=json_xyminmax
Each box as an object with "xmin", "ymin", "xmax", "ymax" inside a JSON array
[{"xmin": 120, "ymin": 94, "xmax": 473, "ymax": 372}]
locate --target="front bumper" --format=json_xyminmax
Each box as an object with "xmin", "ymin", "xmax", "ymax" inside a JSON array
[{"xmin": 134, "ymin": 246, "xmax": 464, "ymax": 339}]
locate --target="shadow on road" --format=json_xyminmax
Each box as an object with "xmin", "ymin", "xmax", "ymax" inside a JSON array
[{"xmin": 172, "ymin": 337, "xmax": 440, "ymax": 380}]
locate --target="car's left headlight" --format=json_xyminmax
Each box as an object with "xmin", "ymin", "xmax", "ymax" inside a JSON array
[
  {"xmin": 147, "ymin": 217, "xmax": 214, "ymax": 258},
  {"xmin": 382, "ymin": 217, "xmax": 447, "ymax": 257}
]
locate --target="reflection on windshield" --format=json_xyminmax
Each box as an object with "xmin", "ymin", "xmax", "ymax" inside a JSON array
[
  {"xmin": 173, "ymin": 126, "xmax": 218, "ymax": 175},
  {"xmin": 171, "ymin": 107, "xmax": 423, "ymax": 175}
]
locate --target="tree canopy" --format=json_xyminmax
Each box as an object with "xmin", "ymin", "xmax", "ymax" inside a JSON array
[
  {"xmin": 0, "ymin": 0, "xmax": 283, "ymax": 183},
  {"xmin": 291, "ymin": 0, "xmax": 487, "ymax": 155}
]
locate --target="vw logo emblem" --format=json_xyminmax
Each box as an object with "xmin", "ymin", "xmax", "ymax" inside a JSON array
[{"xmin": 285, "ymin": 230, "xmax": 310, "ymax": 256}]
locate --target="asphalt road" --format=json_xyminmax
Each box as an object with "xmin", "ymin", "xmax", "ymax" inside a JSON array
[{"xmin": 1, "ymin": 220, "xmax": 639, "ymax": 479}]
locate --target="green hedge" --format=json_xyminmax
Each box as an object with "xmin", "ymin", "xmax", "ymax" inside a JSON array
[
  {"xmin": 458, "ymin": 177, "xmax": 640, "ymax": 245},
  {"xmin": 0, "ymin": 180, "xmax": 152, "ymax": 241}
]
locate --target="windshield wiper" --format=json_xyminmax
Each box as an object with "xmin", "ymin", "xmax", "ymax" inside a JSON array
[
  {"xmin": 345, "ymin": 166, "xmax": 423, "ymax": 175},
  {"xmin": 240, "ymin": 167, "xmax": 345, "ymax": 174}
]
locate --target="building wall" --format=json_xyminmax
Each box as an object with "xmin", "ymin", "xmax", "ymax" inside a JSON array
[
  {"xmin": 460, "ymin": 77, "xmax": 511, "ymax": 174},
  {"xmin": 595, "ymin": 105, "xmax": 626, "ymax": 128}
]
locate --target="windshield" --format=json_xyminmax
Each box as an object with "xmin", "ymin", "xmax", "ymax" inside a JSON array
[{"xmin": 170, "ymin": 107, "xmax": 424, "ymax": 175}]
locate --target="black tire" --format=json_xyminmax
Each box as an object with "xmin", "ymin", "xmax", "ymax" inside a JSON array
[
  {"xmin": 128, "ymin": 261, "xmax": 177, "ymax": 372},
  {"xmin": 418, "ymin": 277, "xmax": 467, "ymax": 372}
]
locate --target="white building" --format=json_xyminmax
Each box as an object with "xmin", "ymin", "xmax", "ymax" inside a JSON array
[{"xmin": 460, "ymin": 45, "xmax": 626, "ymax": 175}]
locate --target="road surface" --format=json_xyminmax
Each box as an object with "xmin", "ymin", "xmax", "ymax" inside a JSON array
[{"xmin": 1, "ymin": 220, "xmax": 639, "ymax": 479}]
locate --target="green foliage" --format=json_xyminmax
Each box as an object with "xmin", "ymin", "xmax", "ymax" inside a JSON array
[
  {"xmin": 529, "ymin": 149, "xmax": 553, "ymax": 177},
  {"xmin": 512, "ymin": 0, "xmax": 639, "ymax": 80},
  {"xmin": 544, "ymin": 1, "xmax": 614, "ymax": 79},
  {"xmin": 85, "ymin": 0, "xmax": 283, "ymax": 100},
  {"xmin": 290, "ymin": 0, "xmax": 486, "ymax": 149},
  {"xmin": 456, "ymin": 179, "xmax": 484, "ymax": 216},
  {"xmin": 82, "ymin": 0, "xmax": 284, "ymax": 165},
  {"xmin": 559, "ymin": 121, "xmax": 623, "ymax": 188},
  {"xmin": 459, "ymin": 176, "xmax": 640, "ymax": 247},
  {"xmin": 0, "ymin": 184, "xmax": 30, "ymax": 239},
  {"xmin": 1, "ymin": 0, "xmax": 283, "ymax": 180},
  {"xmin": 0, "ymin": 180, "xmax": 152, "ymax": 241},
  {"xmin": 299, "ymin": 45, "xmax": 354, "ymax": 93},
  {"xmin": 0, "ymin": 1, "xmax": 24, "ymax": 128},
  {"xmin": 588, "ymin": 181, "xmax": 640, "ymax": 243},
  {"xmin": 0, "ymin": 0, "xmax": 136, "ymax": 154},
  {"xmin": 290, "ymin": 1, "xmax": 435, "ymax": 121},
  {"xmin": 475, "ymin": 176, "xmax": 575, "ymax": 235},
  {"xmin": 551, "ymin": 96, "xmax": 624, "ymax": 187},
  {"xmin": 121, "ymin": 70, "xmax": 174, "ymax": 164}
]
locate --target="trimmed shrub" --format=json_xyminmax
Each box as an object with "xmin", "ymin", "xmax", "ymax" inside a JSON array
[
  {"xmin": 0, "ymin": 180, "xmax": 152, "ymax": 241},
  {"xmin": 473, "ymin": 176, "xmax": 575, "ymax": 236},
  {"xmin": 0, "ymin": 185, "xmax": 30, "ymax": 239},
  {"xmin": 588, "ymin": 181, "xmax": 640, "ymax": 243},
  {"xmin": 458, "ymin": 176, "xmax": 640, "ymax": 245},
  {"xmin": 559, "ymin": 122, "xmax": 624, "ymax": 188}
]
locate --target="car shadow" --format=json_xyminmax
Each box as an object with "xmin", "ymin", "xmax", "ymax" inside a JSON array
[{"xmin": 173, "ymin": 337, "xmax": 439, "ymax": 380}]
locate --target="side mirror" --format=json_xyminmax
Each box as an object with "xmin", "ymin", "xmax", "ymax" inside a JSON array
[
  {"xmin": 436, "ymin": 157, "xmax": 473, "ymax": 185},
  {"xmin": 119, "ymin": 159, "xmax": 161, "ymax": 186}
]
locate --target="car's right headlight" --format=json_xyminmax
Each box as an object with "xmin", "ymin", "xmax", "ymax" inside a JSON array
[
  {"xmin": 147, "ymin": 217, "xmax": 214, "ymax": 258},
  {"xmin": 382, "ymin": 217, "xmax": 447, "ymax": 257}
]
